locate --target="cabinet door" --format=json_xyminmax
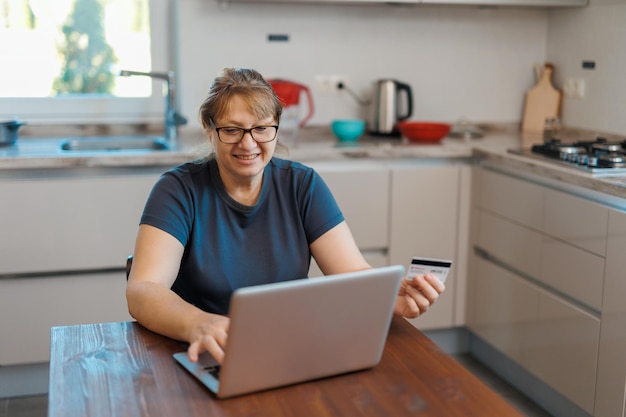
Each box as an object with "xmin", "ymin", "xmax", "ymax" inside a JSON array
[
  {"xmin": 523, "ymin": 287, "xmax": 599, "ymax": 414},
  {"xmin": 0, "ymin": 172, "xmax": 161, "ymax": 274},
  {"xmin": 595, "ymin": 209, "xmax": 626, "ymax": 417},
  {"xmin": 0, "ymin": 272, "xmax": 131, "ymax": 365},
  {"xmin": 470, "ymin": 257, "xmax": 538, "ymax": 365},
  {"xmin": 313, "ymin": 164, "xmax": 390, "ymax": 251},
  {"xmin": 389, "ymin": 165, "xmax": 460, "ymax": 330},
  {"xmin": 469, "ymin": 257, "xmax": 599, "ymax": 414}
]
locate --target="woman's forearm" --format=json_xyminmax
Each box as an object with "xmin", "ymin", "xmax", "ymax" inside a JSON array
[{"xmin": 126, "ymin": 280, "xmax": 213, "ymax": 343}]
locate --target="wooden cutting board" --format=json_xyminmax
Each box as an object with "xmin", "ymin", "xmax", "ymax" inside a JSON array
[{"xmin": 522, "ymin": 64, "xmax": 562, "ymax": 133}]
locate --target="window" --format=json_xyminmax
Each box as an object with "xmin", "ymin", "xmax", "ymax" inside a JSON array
[{"xmin": 0, "ymin": 0, "xmax": 173, "ymax": 124}]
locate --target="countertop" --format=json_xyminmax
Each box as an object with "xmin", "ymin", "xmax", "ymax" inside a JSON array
[
  {"xmin": 0, "ymin": 126, "xmax": 508, "ymax": 169},
  {"xmin": 474, "ymin": 146, "xmax": 626, "ymax": 202},
  {"xmin": 2, "ymin": 125, "xmax": 626, "ymax": 201}
]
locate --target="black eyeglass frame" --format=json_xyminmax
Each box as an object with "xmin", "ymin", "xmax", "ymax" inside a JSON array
[{"xmin": 214, "ymin": 125, "xmax": 280, "ymax": 144}]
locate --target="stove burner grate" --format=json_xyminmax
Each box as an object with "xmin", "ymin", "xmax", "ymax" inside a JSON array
[{"xmin": 531, "ymin": 137, "xmax": 626, "ymax": 170}]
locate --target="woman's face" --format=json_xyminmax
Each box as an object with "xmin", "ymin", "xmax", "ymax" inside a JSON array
[{"xmin": 211, "ymin": 95, "xmax": 277, "ymax": 185}]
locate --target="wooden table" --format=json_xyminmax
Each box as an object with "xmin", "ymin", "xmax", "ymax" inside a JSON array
[{"xmin": 49, "ymin": 317, "xmax": 524, "ymax": 417}]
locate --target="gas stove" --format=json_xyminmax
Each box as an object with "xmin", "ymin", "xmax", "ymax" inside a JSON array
[{"xmin": 509, "ymin": 137, "xmax": 626, "ymax": 176}]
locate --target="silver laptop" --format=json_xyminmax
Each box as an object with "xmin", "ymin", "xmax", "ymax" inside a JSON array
[{"xmin": 173, "ymin": 264, "xmax": 404, "ymax": 398}]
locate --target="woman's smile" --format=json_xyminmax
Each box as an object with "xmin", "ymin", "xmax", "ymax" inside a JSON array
[{"xmin": 234, "ymin": 153, "xmax": 260, "ymax": 161}]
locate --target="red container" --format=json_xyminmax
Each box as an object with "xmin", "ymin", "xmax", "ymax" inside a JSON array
[
  {"xmin": 397, "ymin": 122, "xmax": 451, "ymax": 143},
  {"xmin": 268, "ymin": 79, "xmax": 314, "ymax": 128}
]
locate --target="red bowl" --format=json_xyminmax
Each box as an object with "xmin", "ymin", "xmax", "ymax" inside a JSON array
[{"xmin": 397, "ymin": 122, "xmax": 451, "ymax": 143}]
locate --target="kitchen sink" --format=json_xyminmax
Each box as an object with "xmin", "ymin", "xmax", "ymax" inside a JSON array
[{"xmin": 60, "ymin": 136, "xmax": 170, "ymax": 152}]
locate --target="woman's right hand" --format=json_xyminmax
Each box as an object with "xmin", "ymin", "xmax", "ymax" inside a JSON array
[{"xmin": 187, "ymin": 313, "xmax": 231, "ymax": 365}]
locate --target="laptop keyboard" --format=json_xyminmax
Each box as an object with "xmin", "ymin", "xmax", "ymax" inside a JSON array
[{"xmin": 203, "ymin": 364, "xmax": 221, "ymax": 380}]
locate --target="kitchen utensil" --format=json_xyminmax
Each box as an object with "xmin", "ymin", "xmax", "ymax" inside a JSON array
[
  {"xmin": 449, "ymin": 118, "xmax": 484, "ymax": 140},
  {"xmin": 0, "ymin": 120, "xmax": 26, "ymax": 147},
  {"xmin": 522, "ymin": 64, "xmax": 562, "ymax": 133},
  {"xmin": 331, "ymin": 119, "xmax": 366, "ymax": 143},
  {"xmin": 370, "ymin": 79, "xmax": 413, "ymax": 136},
  {"xmin": 268, "ymin": 79, "xmax": 315, "ymax": 146},
  {"xmin": 397, "ymin": 121, "xmax": 451, "ymax": 143}
]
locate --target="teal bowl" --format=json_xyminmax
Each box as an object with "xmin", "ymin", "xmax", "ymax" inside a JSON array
[{"xmin": 331, "ymin": 119, "xmax": 366, "ymax": 143}]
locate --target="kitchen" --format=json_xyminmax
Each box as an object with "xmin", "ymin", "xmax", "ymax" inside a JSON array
[{"xmin": 1, "ymin": 0, "xmax": 625, "ymax": 416}]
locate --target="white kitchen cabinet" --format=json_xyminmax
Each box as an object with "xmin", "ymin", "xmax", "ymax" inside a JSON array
[
  {"xmin": 471, "ymin": 257, "xmax": 539, "ymax": 364},
  {"xmin": 479, "ymin": 167, "xmax": 544, "ymax": 231},
  {"xmin": 478, "ymin": 169, "xmax": 608, "ymax": 256},
  {"xmin": 0, "ymin": 158, "xmax": 468, "ymax": 367},
  {"xmin": 0, "ymin": 170, "xmax": 162, "ymax": 274},
  {"xmin": 543, "ymin": 186, "xmax": 608, "ymax": 257},
  {"xmin": 594, "ymin": 208, "xmax": 626, "ymax": 417},
  {"xmin": 389, "ymin": 163, "xmax": 467, "ymax": 330},
  {"xmin": 476, "ymin": 169, "xmax": 606, "ymax": 311},
  {"xmin": 471, "ymin": 250, "xmax": 600, "ymax": 415},
  {"xmin": 476, "ymin": 210, "xmax": 543, "ymax": 277},
  {"xmin": 525, "ymin": 287, "xmax": 599, "ymax": 414},
  {"xmin": 312, "ymin": 163, "xmax": 390, "ymax": 252},
  {"xmin": 468, "ymin": 167, "xmax": 605, "ymax": 415},
  {"xmin": 308, "ymin": 162, "xmax": 390, "ymax": 276},
  {"xmin": 0, "ymin": 272, "xmax": 131, "ymax": 365},
  {"xmin": 477, "ymin": 210, "xmax": 604, "ymax": 310},
  {"xmin": 309, "ymin": 161, "xmax": 468, "ymax": 330},
  {"xmin": 0, "ymin": 168, "xmax": 163, "ymax": 365}
]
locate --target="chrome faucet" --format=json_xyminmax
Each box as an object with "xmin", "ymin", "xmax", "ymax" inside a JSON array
[{"xmin": 119, "ymin": 70, "xmax": 187, "ymax": 149}]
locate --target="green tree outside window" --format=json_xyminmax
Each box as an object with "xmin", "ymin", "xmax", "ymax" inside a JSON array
[{"xmin": 53, "ymin": 0, "xmax": 118, "ymax": 95}]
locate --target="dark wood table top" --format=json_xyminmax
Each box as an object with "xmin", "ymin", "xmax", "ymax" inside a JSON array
[{"xmin": 49, "ymin": 316, "xmax": 524, "ymax": 417}]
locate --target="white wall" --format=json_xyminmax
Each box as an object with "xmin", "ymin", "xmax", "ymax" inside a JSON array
[
  {"xmin": 176, "ymin": 0, "xmax": 549, "ymax": 130},
  {"xmin": 547, "ymin": 0, "xmax": 626, "ymax": 135}
]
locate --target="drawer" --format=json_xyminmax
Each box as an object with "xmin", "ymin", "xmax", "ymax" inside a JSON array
[
  {"xmin": 595, "ymin": 209, "xmax": 626, "ymax": 417},
  {"xmin": 476, "ymin": 210, "xmax": 542, "ymax": 278},
  {"xmin": 0, "ymin": 174, "xmax": 160, "ymax": 274},
  {"xmin": 469, "ymin": 257, "xmax": 599, "ymax": 415},
  {"xmin": 544, "ymin": 189, "xmax": 608, "ymax": 256},
  {"xmin": 479, "ymin": 168, "xmax": 609, "ymax": 256},
  {"xmin": 539, "ymin": 235, "xmax": 604, "ymax": 311},
  {"xmin": 522, "ymin": 285, "xmax": 600, "ymax": 414},
  {"xmin": 477, "ymin": 210, "xmax": 603, "ymax": 310},
  {"xmin": 479, "ymin": 169, "xmax": 543, "ymax": 230},
  {"xmin": 469, "ymin": 257, "xmax": 538, "ymax": 365},
  {"xmin": 0, "ymin": 272, "xmax": 131, "ymax": 365}
]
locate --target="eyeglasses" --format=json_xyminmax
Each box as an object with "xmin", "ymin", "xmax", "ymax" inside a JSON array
[{"xmin": 214, "ymin": 125, "xmax": 279, "ymax": 144}]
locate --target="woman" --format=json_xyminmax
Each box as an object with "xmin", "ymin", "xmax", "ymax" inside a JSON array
[{"xmin": 126, "ymin": 68, "xmax": 444, "ymax": 365}]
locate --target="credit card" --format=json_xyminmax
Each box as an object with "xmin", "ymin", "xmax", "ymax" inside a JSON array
[{"xmin": 407, "ymin": 257, "xmax": 453, "ymax": 284}]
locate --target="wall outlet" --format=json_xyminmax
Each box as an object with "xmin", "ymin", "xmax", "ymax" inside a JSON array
[
  {"xmin": 315, "ymin": 75, "xmax": 346, "ymax": 93},
  {"xmin": 564, "ymin": 77, "xmax": 585, "ymax": 99}
]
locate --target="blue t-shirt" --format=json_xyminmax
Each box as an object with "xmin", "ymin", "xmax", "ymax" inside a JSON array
[{"xmin": 140, "ymin": 157, "xmax": 344, "ymax": 314}]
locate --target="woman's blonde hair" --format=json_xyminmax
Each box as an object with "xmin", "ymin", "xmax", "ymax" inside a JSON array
[{"xmin": 199, "ymin": 68, "xmax": 283, "ymax": 130}]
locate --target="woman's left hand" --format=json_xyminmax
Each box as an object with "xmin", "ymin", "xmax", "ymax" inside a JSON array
[{"xmin": 395, "ymin": 273, "xmax": 446, "ymax": 318}]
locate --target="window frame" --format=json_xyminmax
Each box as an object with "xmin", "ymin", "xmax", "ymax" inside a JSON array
[{"xmin": 0, "ymin": 0, "xmax": 175, "ymax": 125}]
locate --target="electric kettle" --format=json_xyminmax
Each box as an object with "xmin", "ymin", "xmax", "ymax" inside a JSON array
[
  {"xmin": 268, "ymin": 79, "xmax": 315, "ymax": 146},
  {"xmin": 370, "ymin": 79, "xmax": 413, "ymax": 136}
]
